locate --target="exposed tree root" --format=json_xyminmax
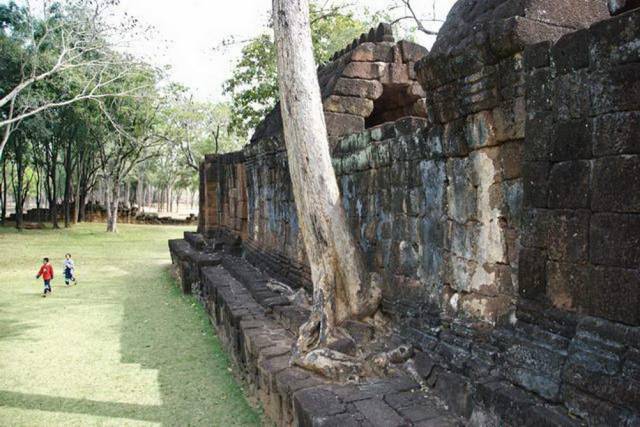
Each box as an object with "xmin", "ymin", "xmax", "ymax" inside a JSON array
[
  {"xmin": 294, "ymin": 348, "xmax": 363, "ymax": 381},
  {"xmin": 292, "ymin": 312, "xmax": 416, "ymax": 381}
]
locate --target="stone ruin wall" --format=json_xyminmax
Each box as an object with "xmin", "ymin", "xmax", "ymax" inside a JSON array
[
  {"xmin": 196, "ymin": 2, "xmax": 640, "ymax": 424},
  {"xmin": 201, "ymin": 151, "xmax": 248, "ymax": 241},
  {"xmin": 520, "ymin": 10, "xmax": 640, "ymax": 326}
]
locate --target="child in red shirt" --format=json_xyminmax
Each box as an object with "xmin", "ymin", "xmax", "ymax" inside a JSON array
[{"xmin": 36, "ymin": 257, "xmax": 54, "ymax": 297}]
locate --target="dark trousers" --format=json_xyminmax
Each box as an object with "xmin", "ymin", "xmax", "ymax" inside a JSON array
[
  {"xmin": 64, "ymin": 268, "xmax": 75, "ymax": 284},
  {"xmin": 43, "ymin": 279, "xmax": 51, "ymax": 293}
]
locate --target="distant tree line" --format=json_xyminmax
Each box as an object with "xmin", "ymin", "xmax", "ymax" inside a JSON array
[{"xmin": 0, "ymin": 0, "xmax": 241, "ymax": 232}]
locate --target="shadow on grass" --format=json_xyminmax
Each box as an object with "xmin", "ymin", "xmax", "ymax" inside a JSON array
[
  {"xmin": 117, "ymin": 265, "xmax": 261, "ymax": 426},
  {"xmin": 0, "ymin": 301, "xmax": 35, "ymax": 343},
  {"xmin": 0, "ymin": 390, "xmax": 161, "ymax": 423},
  {"xmin": 0, "ymin": 317, "xmax": 35, "ymax": 342}
]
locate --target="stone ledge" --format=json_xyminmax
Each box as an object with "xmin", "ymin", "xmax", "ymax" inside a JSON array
[
  {"xmin": 169, "ymin": 236, "xmax": 462, "ymax": 426},
  {"xmin": 171, "ymin": 233, "xmax": 640, "ymax": 426}
]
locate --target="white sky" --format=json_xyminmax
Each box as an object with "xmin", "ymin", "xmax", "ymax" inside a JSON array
[
  {"xmin": 3, "ymin": 0, "xmax": 457, "ymax": 101},
  {"xmin": 114, "ymin": 0, "xmax": 457, "ymax": 101}
]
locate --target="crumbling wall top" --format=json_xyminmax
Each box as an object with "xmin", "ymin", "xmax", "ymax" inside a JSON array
[
  {"xmin": 251, "ymin": 23, "xmax": 429, "ymax": 144},
  {"xmin": 418, "ymin": 0, "xmax": 609, "ymax": 88}
]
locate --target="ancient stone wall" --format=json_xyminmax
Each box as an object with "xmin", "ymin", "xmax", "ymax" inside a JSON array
[
  {"xmin": 520, "ymin": 10, "xmax": 640, "ymax": 326},
  {"xmin": 243, "ymin": 139, "xmax": 312, "ymax": 290},
  {"xmin": 415, "ymin": 0, "xmax": 610, "ymax": 325},
  {"xmin": 190, "ymin": 3, "xmax": 640, "ymax": 425},
  {"xmin": 200, "ymin": 152, "xmax": 248, "ymax": 241}
]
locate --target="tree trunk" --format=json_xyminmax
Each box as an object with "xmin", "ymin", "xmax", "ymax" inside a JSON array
[
  {"xmin": 35, "ymin": 167, "xmax": 42, "ymax": 224},
  {"xmin": 273, "ymin": 0, "xmax": 381, "ymax": 364},
  {"xmin": 124, "ymin": 180, "xmax": 131, "ymax": 209},
  {"xmin": 136, "ymin": 177, "xmax": 143, "ymax": 208},
  {"xmin": 105, "ymin": 178, "xmax": 119, "ymax": 232},
  {"xmin": 73, "ymin": 168, "xmax": 81, "ymax": 224},
  {"xmin": 63, "ymin": 140, "xmax": 73, "ymax": 228},
  {"xmin": 175, "ymin": 190, "xmax": 181, "ymax": 213},
  {"xmin": 146, "ymin": 185, "xmax": 152, "ymax": 209},
  {"xmin": 0, "ymin": 157, "xmax": 6, "ymax": 225},
  {"xmin": 79, "ymin": 192, "xmax": 87, "ymax": 222},
  {"xmin": 12, "ymin": 149, "xmax": 25, "ymax": 230},
  {"xmin": 49, "ymin": 153, "xmax": 59, "ymax": 229}
]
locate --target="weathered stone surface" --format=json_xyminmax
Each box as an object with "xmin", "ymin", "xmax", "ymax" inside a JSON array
[
  {"xmin": 324, "ymin": 112, "xmax": 364, "ymax": 137},
  {"xmin": 593, "ymin": 112, "xmax": 640, "ymax": 156},
  {"xmin": 591, "ymin": 63, "xmax": 640, "ymax": 115},
  {"xmin": 550, "ymin": 120, "xmax": 592, "ymax": 161},
  {"xmin": 333, "ymin": 78, "xmax": 383, "ymax": 99},
  {"xmin": 343, "ymin": 61, "xmax": 388, "ymax": 79},
  {"xmin": 518, "ymin": 248, "xmax": 546, "ymax": 300},
  {"xmin": 547, "ymin": 161, "xmax": 590, "ymax": 209},
  {"xmin": 293, "ymin": 387, "xmax": 346, "ymax": 426},
  {"xmin": 434, "ymin": 371, "xmax": 472, "ymax": 418},
  {"xmin": 353, "ymin": 398, "xmax": 405, "ymax": 427},
  {"xmin": 547, "ymin": 210, "xmax": 590, "ymax": 262},
  {"xmin": 590, "ymin": 213, "xmax": 640, "ymax": 268},
  {"xmin": 399, "ymin": 40, "xmax": 429, "ymax": 63},
  {"xmin": 591, "ymin": 155, "xmax": 640, "ymax": 213},
  {"xmin": 323, "ymin": 95, "xmax": 374, "ymax": 116},
  {"xmin": 350, "ymin": 42, "xmax": 394, "ymax": 62},
  {"xmin": 550, "ymin": 30, "xmax": 590, "ymax": 75},
  {"xmin": 522, "ymin": 161, "xmax": 549, "ymax": 208}
]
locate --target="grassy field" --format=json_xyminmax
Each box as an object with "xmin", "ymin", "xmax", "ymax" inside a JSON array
[{"xmin": 0, "ymin": 223, "xmax": 260, "ymax": 426}]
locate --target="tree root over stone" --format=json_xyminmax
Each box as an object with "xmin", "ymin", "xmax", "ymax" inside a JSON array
[
  {"xmin": 293, "ymin": 341, "xmax": 416, "ymax": 382},
  {"xmin": 291, "ymin": 311, "xmax": 416, "ymax": 382}
]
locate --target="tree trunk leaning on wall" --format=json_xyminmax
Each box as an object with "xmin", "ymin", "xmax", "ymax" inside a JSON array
[{"xmin": 273, "ymin": 0, "xmax": 382, "ymax": 376}]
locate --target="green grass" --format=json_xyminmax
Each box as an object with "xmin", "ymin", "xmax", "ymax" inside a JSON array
[{"xmin": 0, "ymin": 223, "xmax": 260, "ymax": 426}]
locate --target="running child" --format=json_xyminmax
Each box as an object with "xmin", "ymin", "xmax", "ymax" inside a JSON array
[
  {"xmin": 36, "ymin": 258, "xmax": 54, "ymax": 297},
  {"xmin": 63, "ymin": 253, "xmax": 77, "ymax": 285}
]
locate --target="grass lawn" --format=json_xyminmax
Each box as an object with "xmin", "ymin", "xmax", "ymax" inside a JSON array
[{"xmin": 0, "ymin": 223, "xmax": 260, "ymax": 426}]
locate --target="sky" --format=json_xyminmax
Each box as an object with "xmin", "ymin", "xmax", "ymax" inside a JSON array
[
  {"xmin": 3, "ymin": 0, "xmax": 457, "ymax": 101},
  {"xmin": 113, "ymin": 0, "xmax": 457, "ymax": 102}
]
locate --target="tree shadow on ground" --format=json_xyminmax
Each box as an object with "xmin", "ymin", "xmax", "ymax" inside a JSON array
[
  {"xmin": 0, "ymin": 389, "xmax": 161, "ymax": 423},
  {"xmin": 117, "ymin": 264, "xmax": 261, "ymax": 426},
  {"xmin": 0, "ymin": 301, "xmax": 36, "ymax": 343},
  {"xmin": 0, "ymin": 317, "xmax": 35, "ymax": 342}
]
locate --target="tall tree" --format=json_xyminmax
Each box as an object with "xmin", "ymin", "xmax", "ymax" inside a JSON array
[
  {"xmin": 96, "ymin": 65, "xmax": 161, "ymax": 232},
  {"xmin": 0, "ymin": 0, "xmax": 152, "ymax": 160},
  {"xmin": 273, "ymin": 0, "xmax": 382, "ymax": 377}
]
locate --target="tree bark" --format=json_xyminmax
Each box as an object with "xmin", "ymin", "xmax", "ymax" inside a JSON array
[
  {"xmin": 73, "ymin": 167, "xmax": 81, "ymax": 224},
  {"xmin": 105, "ymin": 178, "xmax": 119, "ymax": 232},
  {"xmin": 124, "ymin": 181, "xmax": 131, "ymax": 210},
  {"xmin": 63, "ymin": 139, "xmax": 73, "ymax": 228},
  {"xmin": 46, "ymin": 143, "xmax": 60, "ymax": 229},
  {"xmin": 35, "ymin": 167, "xmax": 42, "ymax": 224},
  {"xmin": 136, "ymin": 177, "xmax": 143, "ymax": 208},
  {"xmin": 11, "ymin": 147, "xmax": 26, "ymax": 230},
  {"xmin": 0, "ymin": 157, "xmax": 6, "ymax": 225},
  {"xmin": 79, "ymin": 192, "xmax": 87, "ymax": 222},
  {"xmin": 273, "ymin": 0, "xmax": 381, "ymax": 361}
]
